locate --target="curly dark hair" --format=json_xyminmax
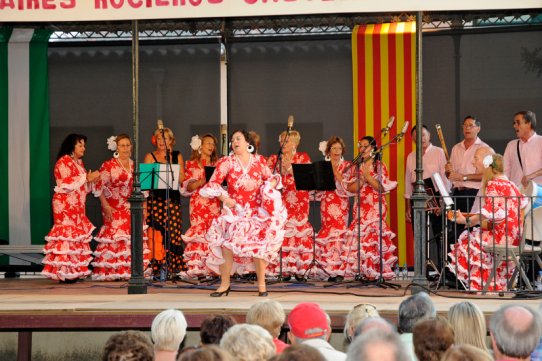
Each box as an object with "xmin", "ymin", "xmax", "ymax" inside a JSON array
[
  {"xmin": 57, "ymin": 133, "xmax": 87, "ymax": 160},
  {"xmin": 200, "ymin": 315, "xmax": 237, "ymax": 345}
]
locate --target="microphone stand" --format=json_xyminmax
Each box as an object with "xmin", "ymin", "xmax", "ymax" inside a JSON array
[
  {"xmin": 345, "ymin": 133, "xmax": 403, "ymax": 290},
  {"xmin": 268, "ymin": 127, "xmax": 295, "ymax": 285}
]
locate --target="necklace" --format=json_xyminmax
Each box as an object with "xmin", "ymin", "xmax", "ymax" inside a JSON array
[{"xmin": 116, "ymin": 158, "xmax": 131, "ymax": 173}]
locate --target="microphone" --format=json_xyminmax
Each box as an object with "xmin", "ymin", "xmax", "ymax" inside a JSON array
[
  {"xmin": 287, "ymin": 115, "xmax": 294, "ymax": 133},
  {"xmin": 157, "ymin": 119, "xmax": 164, "ymax": 131},
  {"xmin": 381, "ymin": 116, "xmax": 395, "ymax": 135},
  {"xmin": 397, "ymin": 121, "xmax": 410, "ymax": 141}
]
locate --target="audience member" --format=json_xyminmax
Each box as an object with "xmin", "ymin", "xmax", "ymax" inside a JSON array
[
  {"xmin": 246, "ymin": 299, "xmax": 289, "ymax": 353},
  {"xmin": 397, "ymin": 292, "xmax": 436, "ymax": 361},
  {"xmin": 151, "ymin": 309, "xmax": 188, "ymax": 361},
  {"xmin": 102, "ymin": 331, "xmax": 154, "ymax": 361},
  {"xmin": 412, "ymin": 316, "xmax": 454, "ymax": 361},
  {"xmin": 490, "ymin": 304, "xmax": 542, "ymax": 361},
  {"xmin": 354, "ymin": 316, "xmax": 396, "ymax": 339},
  {"xmin": 441, "ymin": 345, "xmax": 494, "ymax": 361},
  {"xmin": 269, "ymin": 344, "xmax": 326, "ymax": 361},
  {"xmin": 220, "ymin": 324, "xmax": 275, "ymax": 361},
  {"xmin": 177, "ymin": 345, "xmax": 233, "ymax": 361},
  {"xmin": 287, "ymin": 302, "xmax": 346, "ymax": 361},
  {"xmin": 200, "ymin": 315, "xmax": 236, "ymax": 345},
  {"xmin": 346, "ymin": 329, "xmax": 408, "ymax": 361},
  {"xmin": 344, "ymin": 303, "xmax": 380, "ymax": 342},
  {"xmin": 448, "ymin": 301, "xmax": 491, "ymax": 354}
]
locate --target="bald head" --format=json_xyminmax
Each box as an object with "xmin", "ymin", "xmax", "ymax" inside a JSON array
[
  {"xmin": 490, "ymin": 304, "xmax": 542, "ymax": 359},
  {"xmin": 472, "ymin": 146, "xmax": 494, "ymax": 173}
]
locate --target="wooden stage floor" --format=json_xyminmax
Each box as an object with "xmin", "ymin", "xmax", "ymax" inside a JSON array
[{"xmin": 1, "ymin": 276, "xmax": 541, "ymax": 333}]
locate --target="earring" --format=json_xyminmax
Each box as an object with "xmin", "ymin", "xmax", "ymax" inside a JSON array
[
  {"xmin": 151, "ymin": 135, "xmax": 157, "ymax": 147},
  {"xmin": 292, "ymin": 148, "xmax": 296, "ymax": 155},
  {"xmin": 113, "ymin": 151, "xmax": 120, "ymax": 159},
  {"xmin": 340, "ymin": 156, "xmax": 344, "ymax": 161},
  {"xmin": 247, "ymin": 144, "xmax": 255, "ymax": 153},
  {"xmin": 198, "ymin": 148, "xmax": 202, "ymax": 154},
  {"xmin": 325, "ymin": 155, "xmax": 331, "ymax": 161}
]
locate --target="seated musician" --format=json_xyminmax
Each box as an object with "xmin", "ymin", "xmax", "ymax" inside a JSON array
[{"xmin": 448, "ymin": 152, "xmax": 527, "ymax": 291}]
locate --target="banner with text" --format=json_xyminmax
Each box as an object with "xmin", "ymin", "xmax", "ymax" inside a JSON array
[{"xmin": 1, "ymin": 0, "xmax": 541, "ymax": 23}]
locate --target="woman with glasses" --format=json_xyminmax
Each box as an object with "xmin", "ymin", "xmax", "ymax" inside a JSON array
[{"xmin": 340, "ymin": 136, "xmax": 398, "ymax": 280}]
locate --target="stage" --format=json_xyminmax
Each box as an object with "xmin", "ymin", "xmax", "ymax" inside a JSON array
[{"xmin": 1, "ymin": 276, "xmax": 540, "ymax": 330}]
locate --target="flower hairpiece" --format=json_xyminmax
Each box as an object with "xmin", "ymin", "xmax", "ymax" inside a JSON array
[
  {"xmin": 482, "ymin": 154, "xmax": 494, "ymax": 169},
  {"xmin": 190, "ymin": 135, "xmax": 202, "ymax": 151},
  {"xmin": 319, "ymin": 141, "xmax": 327, "ymax": 156},
  {"xmin": 107, "ymin": 136, "xmax": 117, "ymax": 151}
]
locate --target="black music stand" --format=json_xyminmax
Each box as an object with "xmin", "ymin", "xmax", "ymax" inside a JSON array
[{"xmin": 292, "ymin": 161, "xmax": 336, "ymax": 280}]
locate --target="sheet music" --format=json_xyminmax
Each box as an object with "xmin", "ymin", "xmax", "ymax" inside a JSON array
[{"xmin": 432, "ymin": 172, "xmax": 453, "ymax": 209}]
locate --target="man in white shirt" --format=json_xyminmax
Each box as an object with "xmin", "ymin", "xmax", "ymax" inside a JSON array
[
  {"xmin": 287, "ymin": 302, "xmax": 346, "ymax": 361},
  {"xmin": 405, "ymin": 125, "xmax": 449, "ymax": 271},
  {"xmin": 446, "ymin": 115, "xmax": 492, "ymax": 215},
  {"xmin": 503, "ymin": 110, "xmax": 542, "ymax": 188}
]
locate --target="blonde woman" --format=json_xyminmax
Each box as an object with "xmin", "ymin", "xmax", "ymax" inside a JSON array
[
  {"xmin": 220, "ymin": 324, "xmax": 276, "ymax": 361},
  {"xmin": 441, "ymin": 344, "xmax": 494, "ymax": 361},
  {"xmin": 144, "ymin": 127, "xmax": 186, "ymax": 277},
  {"xmin": 448, "ymin": 302, "xmax": 491, "ymax": 355},
  {"xmin": 267, "ymin": 130, "xmax": 314, "ymax": 280},
  {"xmin": 343, "ymin": 303, "xmax": 380, "ymax": 343},
  {"xmin": 246, "ymin": 300, "xmax": 289, "ymax": 354},
  {"xmin": 449, "ymin": 153, "xmax": 527, "ymax": 291}
]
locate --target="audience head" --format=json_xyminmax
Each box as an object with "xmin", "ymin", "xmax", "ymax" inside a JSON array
[
  {"xmin": 397, "ymin": 292, "xmax": 436, "ymax": 334},
  {"xmin": 200, "ymin": 315, "xmax": 237, "ymax": 345},
  {"xmin": 102, "ymin": 331, "xmax": 154, "ymax": 361},
  {"xmin": 344, "ymin": 303, "xmax": 380, "ymax": 342},
  {"xmin": 268, "ymin": 344, "xmax": 325, "ymax": 361},
  {"xmin": 413, "ymin": 316, "xmax": 455, "ymax": 361},
  {"xmin": 346, "ymin": 329, "xmax": 408, "ymax": 361},
  {"xmin": 287, "ymin": 303, "xmax": 330, "ymax": 344},
  {"xmin": 448, "ymin": 301, "xmax": 489, "ymax": 351},
  {"xmin": 220, "ymin": 324, "xmax": 275, "ymax": 361},
  {"xmin": 246, "ymin": 299, "xmax": 286, "ymax": 338},
  {"xmin": 489, "ymin": 304, "xmax": 542, "ymax": 360},
  {"xmin": 441, "ymin": 344, "xmax": 493, "ymax": 361},
  {"xmin": 151, "ymin": 309, "xmax": 188, "ymax": 352},
  {"xmin": 354, "ymin": 316, "xmax": 396, "ymax": 339},
  {"xmin": 177, "ymin": 345, "xmax": 233, "ymax": 361}
]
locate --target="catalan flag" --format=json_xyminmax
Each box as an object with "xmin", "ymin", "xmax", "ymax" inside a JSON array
[{"xmin": 352, "ymin": 22, "xmax": 416, "ymax": 266}]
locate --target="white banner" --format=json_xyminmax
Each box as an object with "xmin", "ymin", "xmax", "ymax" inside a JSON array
[{"xmin": 0, "ymin": 0, "xmax": 541, "ymax": 23}]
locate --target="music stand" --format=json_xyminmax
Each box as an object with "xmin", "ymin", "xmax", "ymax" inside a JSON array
[
  {"xmin": 292, "ymin": 161, "xmax": 336, "ymax": 280},
  {"xmin": 432, "ymin": 172, "xmax": 462, "ymax": 290},
  {"xmin": 205, "ymin": 166, "xmax": 227, "ymax": 187}
]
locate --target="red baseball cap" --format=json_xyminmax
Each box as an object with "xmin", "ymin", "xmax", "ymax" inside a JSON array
[{"xmin": 287, "ymin": 303, "xmax": 330, "ymax": 339}]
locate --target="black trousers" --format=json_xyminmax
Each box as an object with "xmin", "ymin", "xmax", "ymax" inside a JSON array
[{"xmin": 448, "ymin": 188, "xmax": 479, "ymax": 245}]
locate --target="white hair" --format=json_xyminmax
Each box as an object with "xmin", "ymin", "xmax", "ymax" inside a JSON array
[
  {"xmin": 151, "ymin": 309, "xmax": 187, "ymax": 352},
  {"xmin": 220, "ymin": 324, "xmax": 275, "ymax": 361}
]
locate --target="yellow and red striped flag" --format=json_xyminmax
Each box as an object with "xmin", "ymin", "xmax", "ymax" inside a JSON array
[{"xmin": 352, "ymin": 22, "xmax": 416, "ymax": 265}]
